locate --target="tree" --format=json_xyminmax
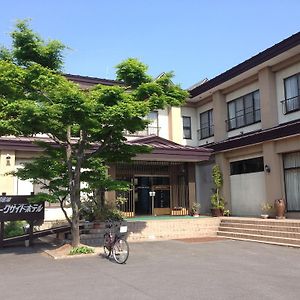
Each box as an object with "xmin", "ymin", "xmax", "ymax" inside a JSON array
[{"xmin": 0, "ymin": 20, "xmax": 188, "ymax": 247}]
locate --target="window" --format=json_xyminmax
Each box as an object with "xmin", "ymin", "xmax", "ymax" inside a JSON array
[
  {"xmin": 124, "ymin": 111, "xmax": 159, "ymax": 136},
  {"xmin": 147, "ymin": 111, "xmax": 159, "ymax": 135},
  {"xmin": 199, "ymin": 109, "xmax": 214, "ymax": 140},
  {"xmin": 230, "ymin": 157, "xmax": 264, "ymax": 175},
  {"xmin": 283, "ymin": 152, "xmax": 300, "ymax": 211},
  {"xmin": 227, "ymin": 90, "xmax": 260, "ymax": 130},
  {"xmin": 283, "ymin": 73, "xmax": 300, "ymax": 114},
  {"xmin": 182, "ymin": 116, "xmax": 192, "ymax": 139}
]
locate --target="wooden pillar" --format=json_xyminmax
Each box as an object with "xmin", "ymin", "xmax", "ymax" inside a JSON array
[
  {"xmin": 0, "ymin": 222, "xmax": 4, "ymax": 248},
  {"xmin": 188, "ymin": 163, "xmax": 196, "ymax": 211},
  {"xmin": 106, "ymin": 164, "xmax": 116, "ymax": 205},
  {"xmin": 28, "ymin": 221, "xmax": 34, "ymax": 246}
]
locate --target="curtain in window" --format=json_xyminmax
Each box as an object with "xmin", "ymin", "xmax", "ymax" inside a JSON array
[
  {"xmin": 285, "ymin": 169, "xmax": 300, "ymax": 211},
  {"xmin": 284, "ymin": 152, "xmax": 300, "ymax": 211},
  {"xmin": 235, "ymin": 98, "xmax": 244, "ymax": 128},
  {"xmin": 253, "ymin": 90, "xmax": 261, "ymax": 121},
  {"xmin": 182, "ymin": 117, "xmax": 191, "ymax": 139},
  {"xmin": 228, "ymin": 101, "xmax": 236, "ymax": 129},
  {"xmin": 200, "ymin": 111, "xmax": 209, "ymax": 138},
  {"xmin": 285, "ymin": 76, "xmax": 299, "ymax": 112},
  {"xmin": 244, "ymin": 94, "xmax": 254, "ymax": 124},
  {"xmin": 209, "ymin": 110, "xmax": 214, "ymax": 135}
]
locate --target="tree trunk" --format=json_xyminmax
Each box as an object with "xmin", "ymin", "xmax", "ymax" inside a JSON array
[{"xmin": 71, "ymin": 198, "xmax": 80, "ymax": 247}]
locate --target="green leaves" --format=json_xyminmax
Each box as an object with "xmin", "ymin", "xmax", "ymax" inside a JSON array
[
  {"xmin": 116, "ymin": 58, "xmax": 151, "ymax": 88},
  {"xmin": 11, "ymin": 20, "xmax": 66, "ymax": 70}
]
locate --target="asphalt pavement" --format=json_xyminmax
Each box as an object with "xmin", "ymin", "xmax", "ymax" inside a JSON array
[{"xmin": 1, "ymin": 239, "xmax": 300, "ymax": 300}]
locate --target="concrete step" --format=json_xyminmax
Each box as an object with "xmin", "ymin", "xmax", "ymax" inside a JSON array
[
  {"xmin": 219, "ymin": 226, "xmax": 300, "ymax": 239},
  {"xmin": 217, "ymin": 231, "xmax": 300, "ymax": 247},
  {"xmin": 221, "ymin": 217, "xmax": 300, "ymax": 227},
  {"xmin": 220, "ymin": 222, "xmax": 300, "ymax": 233}
]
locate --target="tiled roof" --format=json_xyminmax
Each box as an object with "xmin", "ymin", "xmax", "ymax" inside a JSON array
[
  {"xmin": 0, "ymin": 135, "xmax": 212, "ymax": 162},
  {"xmin": 189, "ymin": 31, "xmax": 300, "ymax": 98},
  {"xmin": 208, "ymin": 119, "xmax": 300, "ymax": 152},
  {"xmin": 129, "ymin": 135, "xmax": 211, "ymax": 153},
  {"xmin": 64, "ymin": 74, "xmax": 122, "ymax": 87}
]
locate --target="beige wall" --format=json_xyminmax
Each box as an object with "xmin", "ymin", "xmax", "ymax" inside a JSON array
[
  {"xmin": 212, "ymin": 91, "xmax": 227, "ymax": 142},
  {"xmin": 258, "ymin": 67, "xmax": 278, "ymax": 129},
  {"xmin": 168, "ymin": 106, "xmax": 183, "ymax": 144},
  {"xmin": 215, "ymin": 136, "xmax": 300, "ymax": 216},
  {"xmin": 0, "ymin": 150, "xmax": 16, "ymax": 195}
]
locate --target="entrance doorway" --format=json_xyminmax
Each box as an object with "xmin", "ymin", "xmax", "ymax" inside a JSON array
[{"xmin": 135, "ymin": 176, "xmax": 170, "ymax": 215}]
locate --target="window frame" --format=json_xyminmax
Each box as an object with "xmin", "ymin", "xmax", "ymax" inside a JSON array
[
  {"xmin": 199, "ymin": 109, "xmax": 214, "ymax": 140},
  {"xmin": 282, "ymin": 73, "xmax": 300, "ymax": 114},
  {"xmin": 182, "ymin": 116, "xmax": 192, "ymax": 139},
  {"xmin": 227, "ymin": 90, "xmax": 261, "ymax": 131}
]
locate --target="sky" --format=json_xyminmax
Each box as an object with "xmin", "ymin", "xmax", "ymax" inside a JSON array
[{"xmin": 0, "ymin": 0, "xmax": 299, "ymax": 89}]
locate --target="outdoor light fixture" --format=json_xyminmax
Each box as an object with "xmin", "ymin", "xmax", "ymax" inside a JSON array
[
  {"xmin": 6, "ymin": 154, "xmax": 11, "ymax": 166},
  {"xmin": 264, "ymin": 164, "xmax": 271, "ymax": 173}
]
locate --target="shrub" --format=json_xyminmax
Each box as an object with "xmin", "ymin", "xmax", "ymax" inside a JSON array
[
  {"xmin": 69, "ymin": 246, "xmax": 95, "ymax": 255},
  {"xmin": 4, "ymin": 221, "xmax": 26, "ymax": 238}
]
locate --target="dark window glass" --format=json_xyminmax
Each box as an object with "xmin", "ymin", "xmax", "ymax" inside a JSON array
[
  {"xmin": 182, "ymin": 116, "xmax": 192, "ymax": 139},
  {"xmin": 230, "ymin": 157, "xmax": 264, "ymax": 175},
  {"xmin": 227, "ymin": 90, "xmax": 261, "ymax": 130},
  {"xmin": 199, "ymin": 109, "xmax": 214, "ymax": 139},
  {"xmin": 283, "ymin": 73, "xmax": 300, "ymax": 114}
]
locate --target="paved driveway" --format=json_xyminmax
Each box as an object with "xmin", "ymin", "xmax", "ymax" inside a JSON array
[{"xmin": 1, "ymin": 239, "xmax": 300, "ymax": 300}]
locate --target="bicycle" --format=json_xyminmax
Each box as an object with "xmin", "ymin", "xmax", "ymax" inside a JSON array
[{"xmin": 103, "ymin": 219, "xmax": 129, "ymax": 264}]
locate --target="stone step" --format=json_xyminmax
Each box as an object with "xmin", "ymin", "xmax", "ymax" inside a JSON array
[
  {"xmin": 220, "ymin": 222, "xmax": 300, "ymax": 233},
  {"xmin": 221, "ymin": 217, "xmax": 300, "ymax": 227},
  {"xmin": 219, "ymin": 226, "xmax": 300, "ymax": 239},
  {"xmin": 217, "ymin": 231, "xmax": 300, "ymax": 247}
]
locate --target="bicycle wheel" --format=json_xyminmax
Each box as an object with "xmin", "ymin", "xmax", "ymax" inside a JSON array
[
  {"xmin": 103, "ymin": 233, "xmax": 111, "ymax": 258},
  {"xmin": 112, "ymin": 238, "xmax": 129, "ymax": 264}
]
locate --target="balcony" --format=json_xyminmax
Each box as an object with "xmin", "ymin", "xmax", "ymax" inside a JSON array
[
  {"xmin": 281, "ymin": 95, "xmax": 300, "ymax": 114},
  {"xmin": 124, "ymin": 126, "xmax": 160, "ymax": 137},
  {"xmin": 197, "ymin": 125, "xmax": 214, "ymax": 140}
]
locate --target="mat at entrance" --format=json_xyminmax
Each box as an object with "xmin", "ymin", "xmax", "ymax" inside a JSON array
[
  {"xmin": 126, "ymin": 215, "xmax": 210, "ymax": 221},
  {"xmin": 174, "ymin": 237, "xmax": 225, "ymax": 243}
]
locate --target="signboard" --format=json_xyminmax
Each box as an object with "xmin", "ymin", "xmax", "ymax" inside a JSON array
[{"xmin": 0, "ymin": 195, "xmax": 44, "ymax": 222}]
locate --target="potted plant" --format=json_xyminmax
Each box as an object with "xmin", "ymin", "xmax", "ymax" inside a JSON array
[
  {"xmin": 261, "ymin": 202, "xmax": 273, "ymax": 219},
  {"xmin": 191, "ymin": 202, "xmax": 201, "ymax": 217},
  {"xmin": 210, "ymin": 165, "xmax": 225, "ymax": 217}
]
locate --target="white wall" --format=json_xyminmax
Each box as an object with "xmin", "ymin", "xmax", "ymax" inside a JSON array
[
  {"xmin": 158, "ymin": 109, "xmax": 169, "ymax": 139},
  {"xmin": 276, "ymin": 62, "xmax": 300, "ymax": 124},
  {"xmin": 226, "ymin": 81, "xmax": 259, "ymax": 102},
  {"xmin": 227, "ymin": 123, "xmax": 261, "ymax": 138},
  {"xmin": 14, "ymin": 159, "xmax": 34, "ymax": 195},
  {"xmin": 230, "ymin": 172, "xmax": 266, "ymax": 216},
  {"xmin": 45, "ymin": 207, "xmax": 72, "ymax": 221},
  {"xmin": 181, "ymin": 106, "xmax": 198, "ymax": 146}
]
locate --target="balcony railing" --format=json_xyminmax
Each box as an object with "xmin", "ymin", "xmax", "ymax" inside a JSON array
[
  {"xmin": 226, "ymin": 109, "xmax": 261, "ymax": 131},
  {"xmin": 281, "ymin": 95, "xmax": 300, "ymax": 114},
  {"xmin": 124, "ymin": 126, "xmax": 160, "ymax": 137},
  {"xmin": 197, "ymin": 125, "xmax": 214, "ymax": 140}
]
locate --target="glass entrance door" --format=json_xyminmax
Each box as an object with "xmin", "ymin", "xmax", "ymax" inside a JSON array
[{"xmin": 135, "ymin": 176, "xmax": 170, "ymax": 216}]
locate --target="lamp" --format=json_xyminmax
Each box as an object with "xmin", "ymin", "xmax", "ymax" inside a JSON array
[
  {"xmin": 264, "ymin": 164, "xmax": 271, "ymax": 173},
  {"xmin": 6, "ymin": 154, "xmax": 11, "ymax": 166}
]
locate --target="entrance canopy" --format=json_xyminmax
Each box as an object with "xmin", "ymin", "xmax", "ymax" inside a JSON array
[{"xmin": 127, "ymin": 135, "xmax": 212, "ymax": 162}]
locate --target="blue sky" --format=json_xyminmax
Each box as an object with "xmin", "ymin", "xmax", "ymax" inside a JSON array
[{"xmin": 1, "ymin": 0, "xmax": 299, "ymax": 88}]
